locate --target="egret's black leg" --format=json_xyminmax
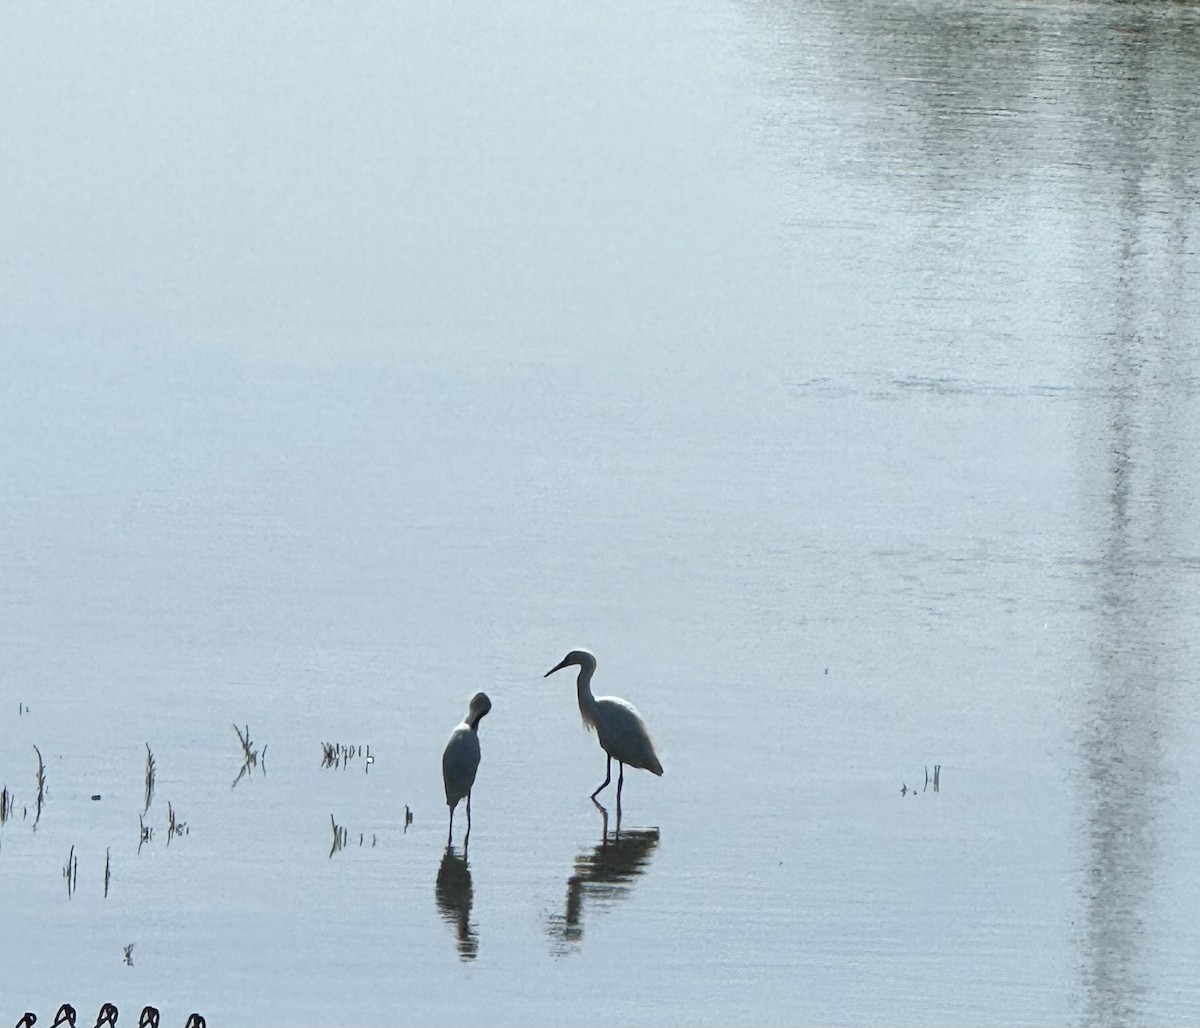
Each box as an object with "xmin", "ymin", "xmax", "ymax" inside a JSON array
[
  {"xmin": 591, "ymin": 753, "xmax": 612, "ymax": 799},
  {"xmin": 447, "ymin": 806, "xmax": 454, "ymax": 848},
  {"xmin": 465, "ymin": 790, "xmax": 472, "ymax": 848}
]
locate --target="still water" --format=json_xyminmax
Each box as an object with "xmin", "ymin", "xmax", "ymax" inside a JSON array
[{"xmin": 1, "ymin": 0, "xmax": 1198, "ymax": 1025}]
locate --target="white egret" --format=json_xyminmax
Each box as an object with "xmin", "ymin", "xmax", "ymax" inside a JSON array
[
  {"xmin": 545, "ymin": 649, "xmax": 663, "ymax": 803},
  {"xmin": 442, "ymin": 691, "xmax": 492, "ymax": 846}
]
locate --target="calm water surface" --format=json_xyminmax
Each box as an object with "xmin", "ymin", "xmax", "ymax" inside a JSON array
[{"xmin": 1, "ymin": 1, "xmax": 1198, "ymax": 1025}]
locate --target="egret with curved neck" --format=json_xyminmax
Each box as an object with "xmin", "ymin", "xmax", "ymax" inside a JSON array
[
  {"xmin": 545, "ymin": 649, "xmax": 663, "ymax": 803},
  {"xmin": 442, "ymin": 691, "xmax": 491, "ymax": 848}
]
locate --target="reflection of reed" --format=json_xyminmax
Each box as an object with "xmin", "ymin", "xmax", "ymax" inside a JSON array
[
  {"xmin": 547, "ymin": 803, "xmax": 659, "ymax": 953},
  {"xmin": 435, "ymin": 846, "xmax": 477, "ymax": 961}
]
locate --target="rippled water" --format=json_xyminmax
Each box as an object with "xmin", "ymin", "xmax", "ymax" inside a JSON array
[{"xmin": 1, "ymin": 1, "xmax": 1198, "ymax": 1025}]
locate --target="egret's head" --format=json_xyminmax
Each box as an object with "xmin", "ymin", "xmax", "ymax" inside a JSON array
[
  {"xmin": 544, "ymin": 649, "xmax": 597, "ymax": 677},
  {"xmin": 467, "ymin": 691, "xmax": 492, "ymax": 727}
]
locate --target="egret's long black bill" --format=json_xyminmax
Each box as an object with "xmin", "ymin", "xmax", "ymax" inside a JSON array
[{"xmin": 544, "ymin": 658, "xmax": 571, "ymax": 677}]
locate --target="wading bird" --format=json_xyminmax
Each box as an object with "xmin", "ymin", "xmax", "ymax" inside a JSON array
[
  {"xmin": 545, "ymin": 650, "xmax": 662, "ymax": 803},
  {"xmin": 442, "ymin": 692, "xmax": 492, "ymax": 847}
]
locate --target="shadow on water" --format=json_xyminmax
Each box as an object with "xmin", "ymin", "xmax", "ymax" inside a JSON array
[
  {"xmin": 546, "ymin": 800, "xmax": 660, "ymax": 955},
  {"xmin": 435, "ymin": 845, "xmax": 477, "ymax": 961}
]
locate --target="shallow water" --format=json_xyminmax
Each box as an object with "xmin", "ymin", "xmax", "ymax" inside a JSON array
[{"xmin": 1, "ymin": 1, "xmax": 1198, "ymax": 1025}]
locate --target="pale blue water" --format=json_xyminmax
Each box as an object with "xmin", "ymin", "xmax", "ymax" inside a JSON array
[{"xmin": 1, "ymin": 1, "xmax": 1198, "ymax": 1025}]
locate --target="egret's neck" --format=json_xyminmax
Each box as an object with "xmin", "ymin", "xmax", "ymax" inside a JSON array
[{"xmin": 575, "ymin": 665, "xmax": 598, "ymax": 722}]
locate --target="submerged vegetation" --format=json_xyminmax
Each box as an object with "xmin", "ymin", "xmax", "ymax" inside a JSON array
[
  {"xmin": 231, "ymin": 724, "xmax": 266, "ymax": 788},
  {"xmin": 33, "ymin": 745, "xmax": 46, "ymax": 828},
  {"xmin": 3, "ymin": 714, "xmax": 390, "ymax": 914},
  {"xmin": 320, "ymin": 741, "xmax": 373, "ymax": 772},
  {"xmin": 63, "ymin": 844, "xmax": 78, "ymax": 898},
  {"xmin": 143, "ymin": 744, "xmax": 156, "ymax": 815}
]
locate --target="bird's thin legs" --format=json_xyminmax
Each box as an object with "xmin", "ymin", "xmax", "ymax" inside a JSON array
[
  {"xmin": 616, "ymin": 762, "xmax": 624, "ymax": 820},
  {"xmin": 590, "ymin": 753, "xmax": 612, "ymax": 800},
  {"xmin": 464, "ymin": 790, "xmax": 472, "ymax": 850},
  {"xmin": 447, "ymin": 807, "xmax": 454, "ymax": 848},
  {"xmin": 591, "ymin": 795, "xmax": 622, "ymax": 841}
]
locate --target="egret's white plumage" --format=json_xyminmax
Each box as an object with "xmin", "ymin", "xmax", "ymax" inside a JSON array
[
  {"xmin": 442, "ymin": 691, "xmax": 491, "ymax": 846},
  {"xmin": 545, "ymin": 649, "xmax": 663, "ymax": 802}
]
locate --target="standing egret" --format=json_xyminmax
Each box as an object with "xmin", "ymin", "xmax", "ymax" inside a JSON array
[
  {"xmin": 545, "ymin": 649, "xmax": 663, "ymax": 804},
  {"xmin": 442, "ymin": 692, "xmax": 491, "ymax": 847}
]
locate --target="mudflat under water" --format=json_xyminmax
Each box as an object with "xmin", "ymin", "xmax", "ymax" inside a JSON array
[{"xmin": 1, "ymin": 1, "xmax": 1198, "ymax": 1025}]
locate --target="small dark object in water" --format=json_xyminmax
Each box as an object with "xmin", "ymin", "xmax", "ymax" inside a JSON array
[
  {"xmin": 33, "ymin": 745, "xmax": 47, "ymax": 827},
  {"xmin": 16, "ymin": 1012, "xmax": 37, "ymax": 1028},
  {"xmin": 137, "ymin": 1006, "xmax": 159, "ymax": 1028},
  {"xmin": 184, "ymin": 1015, "xmax": 206, "ymax": 1028},
  {"xmin": 91, "ymin": 1003, "xmax": 117, "ymax": 1028},
  {"xmin": 51, "ymin": 1005, "xmax": 76, "ymax": 1028},
  {"xmin": 64, "ymin": 845, "xmax": 78, "ymax": 898},
  {"xmin": 143, "ymin": 744, "xmax": 156, "ymax": 815},
  {"xmin": 91, "ymin": 794, "xmax": 101, "ymax": 801}
]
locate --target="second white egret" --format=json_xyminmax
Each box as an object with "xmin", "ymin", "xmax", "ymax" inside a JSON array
[
  {"xmin": 442, "ymin": 692, "xmax": 491, "ymax": 847},
  {"xmin": 545, "ymin": 649, "xmax": 663, "ymax": 803}
]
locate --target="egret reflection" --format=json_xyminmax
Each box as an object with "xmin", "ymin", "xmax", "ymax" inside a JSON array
[
  {"xmin": 435, "ymin": 845, "xmax": 477, "ymax": 961},
  {"xmin": 547, "ymin": 801, "xmax": 660, "ymax": 954}
]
